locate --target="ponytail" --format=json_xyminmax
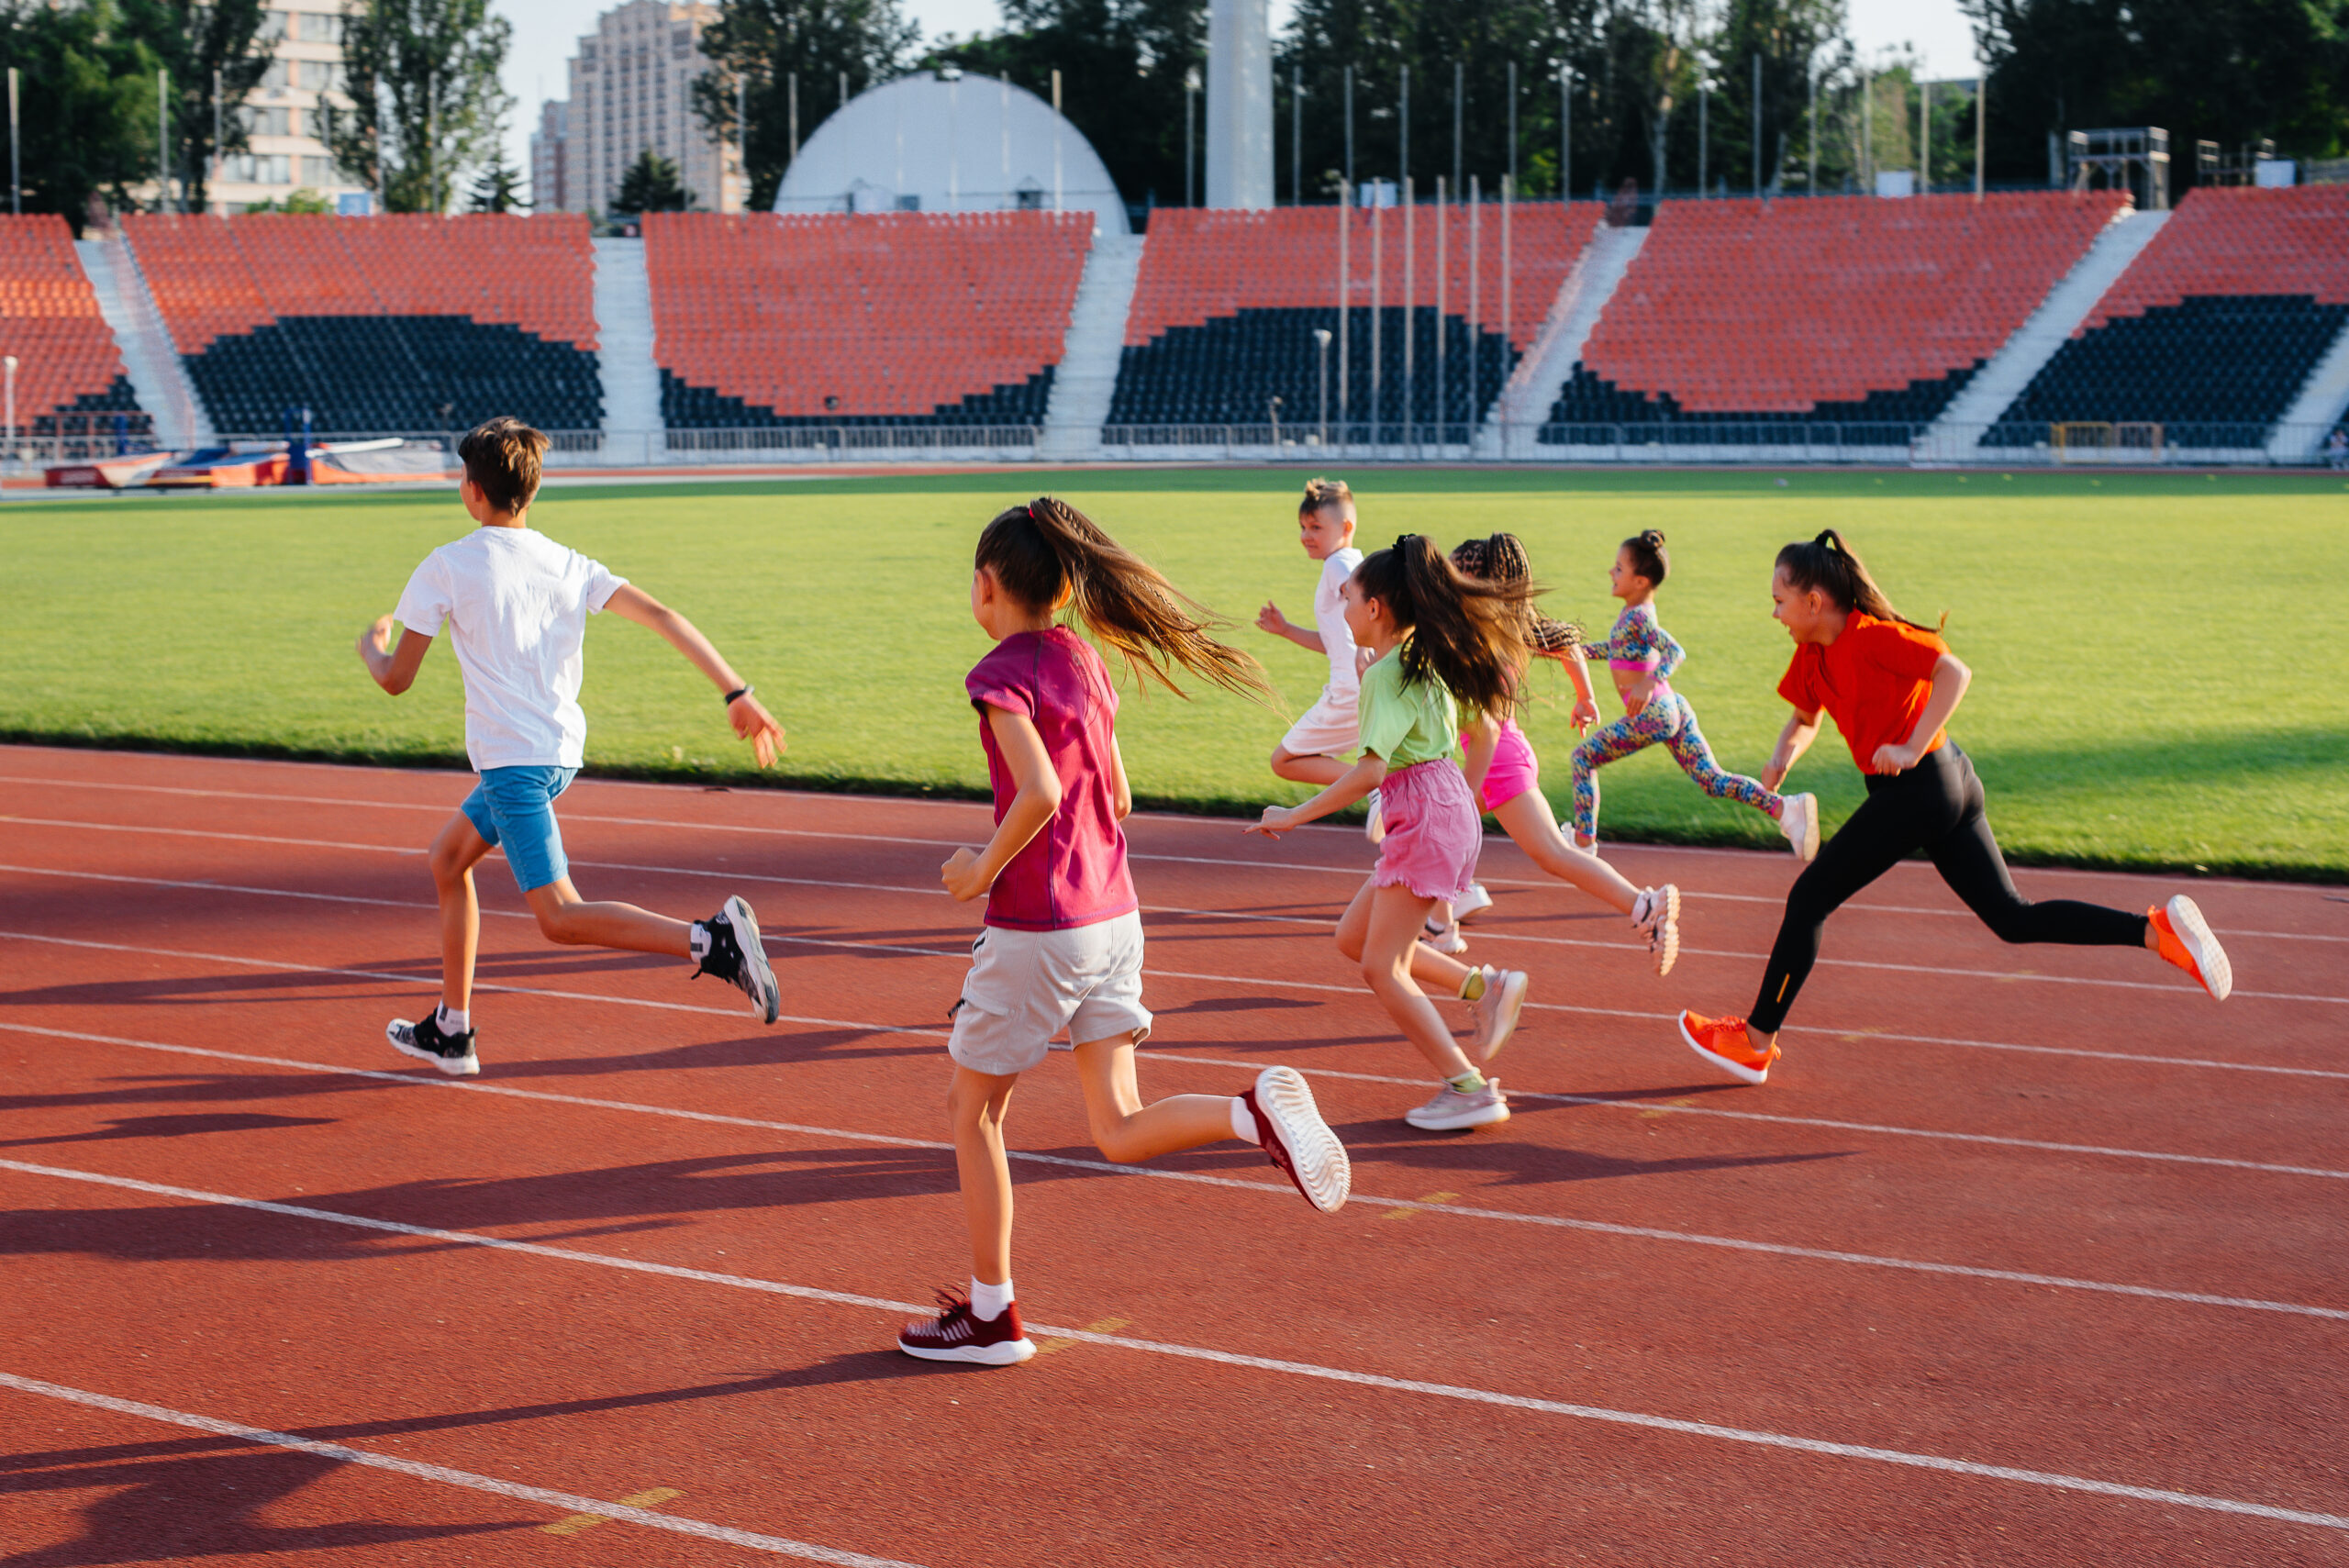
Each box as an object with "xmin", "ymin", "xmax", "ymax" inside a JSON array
[
  {"xmin": 1451, "ymin": 532, "xmax": 1582, "ymax": 655},
  {"xmin": 975, "ymin": 497, "xmax": 1273, "ymax": 701},
  {"xmin": 1355, "ymin": 534, "xmax": 1535, "ymax": 716},
  {"xmin": 1773, "ymin": 528, "xmax": 1943, "ymax": 633}
]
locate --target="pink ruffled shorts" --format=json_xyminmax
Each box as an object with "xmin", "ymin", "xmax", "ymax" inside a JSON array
[
  {"xmin": 1374, "ymin": 758, "xmax": 1483, "ymax": 904},
  {"xmin": 1477, "ymin": 716, "xmax": 1541, "ymax": 812}
]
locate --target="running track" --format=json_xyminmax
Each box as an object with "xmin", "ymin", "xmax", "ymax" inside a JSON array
[{"xmin": 2, "ymin": 744, "xmax": 2343, "ymax": 1565}]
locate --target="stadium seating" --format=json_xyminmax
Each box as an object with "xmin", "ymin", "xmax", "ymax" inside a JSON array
[
  {"xmin": 0, "ymin": 215, "xmax": 149, "ymax": 439},
  {"xmin": 1545, "ymin": 192, "xmax": 2127, "ymax": 440},
  {"xmin": 645, "ymin": 211, "xmax": 1091, "ymax": 428},
  {"xmin": 123, "ymin": 213, "xmax": 601, "ymax": 435},
  {"xmin": 1989, "ymin": 185, "xmax": 2349, "ymax": 443},
  {"xmin": 1110, "ymin": 203, "xmax": 1597, "ymax": 432}
]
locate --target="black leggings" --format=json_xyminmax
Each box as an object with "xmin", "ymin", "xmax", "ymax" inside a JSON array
[{"xmin": 1749, "ymin": 744, "xmax": 2149, "ymax": 1034}]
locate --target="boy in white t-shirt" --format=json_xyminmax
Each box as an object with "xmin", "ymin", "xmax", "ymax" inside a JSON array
[
  {"xmin": 1257, "ymin": 476, "xmax": 1366, "ymax": 787},
  {"xmin": 355, "ymin": 417, "xmax": 788, "ymax": 1077}
]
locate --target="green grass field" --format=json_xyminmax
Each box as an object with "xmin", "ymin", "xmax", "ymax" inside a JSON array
[{"xmin": 5, "ymin": 466, "xmax": 2344, "ymax": 879}]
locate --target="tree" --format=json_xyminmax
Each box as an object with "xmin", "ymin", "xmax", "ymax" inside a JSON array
[
  {"xmin": 1708, "ymin": 0, "xmax": 1848, "ymax": 195},
  {"xmin": 1965, "ymin": 0, "xmax": 2349, "ymax": 188},
  {"xmin": 612, "ymin": 149, "xmax": 690, "ymax": 215},
  {"xmin": 693, "ymin": 0, "xmax": 920, "ymax": 211},
  {"xmin": 923, "ymin": 0, "xmax": 1203, "ymax": 215},
  {"xmin": 244, "ymin": 186, "xmax": 338, "ymax": 212},
  {"xmin": 323, "ymin": 0, "xmax": 513, "ymax": 213},
  {"xmin": 119, "ymin": 0, "xmax": 272, "ymax": 212},
  {"xmin": 468, "ymin": 158, "xmax": 528, "ymax": 211},
  {"xmin": 0, "ymin": 0, "xmax": 161, "ymax": 232}
]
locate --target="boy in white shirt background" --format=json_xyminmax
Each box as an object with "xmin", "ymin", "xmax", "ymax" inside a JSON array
[
  {"xmin": 356, "ymin": 417, "xmax": 787, "ymax": 1076},
  {"xmin": 1257, "ymin": 477, "xmax": 1367, "ymax": 789}
]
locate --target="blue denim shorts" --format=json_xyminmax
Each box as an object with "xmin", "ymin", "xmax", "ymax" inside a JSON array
[{"xmin": 460, "ymin": 765, "xmax": 579, "ymax": 892}]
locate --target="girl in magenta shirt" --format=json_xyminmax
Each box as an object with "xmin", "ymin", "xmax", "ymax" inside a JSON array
[{"xmin": 898, "ymin": 498, "xmax": 1353, "ymax": 1367}]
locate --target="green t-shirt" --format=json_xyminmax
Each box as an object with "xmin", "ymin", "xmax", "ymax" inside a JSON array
[{"xmin": 1356, "ymin": 647, "xmax": 1459, "ymax": 770}]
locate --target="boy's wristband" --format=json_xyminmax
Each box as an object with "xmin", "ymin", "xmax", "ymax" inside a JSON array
[{"xmin": 723, "ymin": 684, "xmax": 753, "ymax": 706}]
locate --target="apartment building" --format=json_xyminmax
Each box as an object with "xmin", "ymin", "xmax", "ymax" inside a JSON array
[
  {"xmin": 210, "ymin": 6, "xmax": 369, "ymax": 211},
  {"xmin": 543, "ymin": 0, "xmax": 744, "ymax": 217}
]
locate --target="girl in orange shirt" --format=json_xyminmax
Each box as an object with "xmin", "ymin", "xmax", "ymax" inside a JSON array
[{"xmin": 1679, "ymin": 529, "xmax": 2232, "ymax": 1085}]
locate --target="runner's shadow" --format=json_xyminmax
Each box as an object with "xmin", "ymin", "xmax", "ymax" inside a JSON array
[
  {"xmin": 0, "ymin": 1112, "xmax": 336, "ymax": 1149},
  {"xmin": 1330, "ymin": 1122, "xmax": 1854, "ymax": 1187}
]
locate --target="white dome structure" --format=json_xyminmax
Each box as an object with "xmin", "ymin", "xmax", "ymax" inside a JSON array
[{"xmin": 774, "ymin": 72, "xmax": 1129, "ymax": 235}]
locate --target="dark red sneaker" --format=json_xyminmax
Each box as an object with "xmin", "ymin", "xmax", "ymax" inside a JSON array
[
  {"xmin": 896, "ymin": 1287, "xmax": 1035, "ymax": 1365},
  {"xmin": 1241, "ymin": 1066, "xmax": 1351, "ymax": 1214}
]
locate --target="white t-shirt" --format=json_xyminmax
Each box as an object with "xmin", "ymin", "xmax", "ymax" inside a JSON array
[
  {"xmin": 393, "ymin": 527, "xmax": 628, "ymax": 771},
  {"xmin": 1314, "ymin": 546, "xmax": 1365, "ymax": 697}
]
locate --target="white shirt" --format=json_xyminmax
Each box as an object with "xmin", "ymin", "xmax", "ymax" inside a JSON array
[
  {"xmin": 393, "ymin": 527, "xmax": 628, "ymax": 771},
  {"xmin": 1314, "ymin": 547, "xmax": 1365, "ymax": 697}
]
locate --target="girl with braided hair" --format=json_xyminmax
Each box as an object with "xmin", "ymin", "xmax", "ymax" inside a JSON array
[
  {"xmin": 1246, "ymin": 534, "xmax": 1538, "ymax": 1132},
  {"xmin": 899, "ymin": 498, "xmax": 1353, "ymax": 1366},
  {"xmin": 1421, "ymin": 533, "xmax": 1682, "ymax": 974},
  {"xmin": 1679, "ymin": 529, "xmax": 2232, "ymax": 1085}
]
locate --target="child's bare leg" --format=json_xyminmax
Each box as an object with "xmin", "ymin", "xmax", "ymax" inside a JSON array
[
  {"xmin": 1353, "ymin": 883, "xmax": 1476, "ymax": 1079},
  {"xmin": 1492, "ymin": 793, "xmax": 1640, "ymax": 916},
  {"xmin": 1074, "ymin": 1034, "xmax": 1238, "ymax": 1162},
  {"xmin": 1335, "ymin": 877, "xmax": 1476, "ymax": 994},
  {"xmin": 428, "ymin": 813, "xmax": 495, "ymax": 1013},
  {"xmin": 948, "ymin": 1066, "xmax": 1019, "ymax": 1284},
  {"xmin": 1272, "ymin": 746, "xmax": 1350, "ymax": 786},
  {"xmin": 522, "ymin": 878, "xmax": 695, "ymax": 955}
]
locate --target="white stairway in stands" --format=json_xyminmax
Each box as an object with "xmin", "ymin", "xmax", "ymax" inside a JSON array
[
  {"xmin": 75, "ymin": 233, "xmax": 211, "ymax": 450},
  {"xmin": 2269, "ymin": 319, "xmax": 2349, "ymax": 461},
  {"xmin": 592, "ymin": 238, "xmax": 663, "ymax": 463},
  {"xmin": 1040, "ymin": 232, "xmax": 1144, "ymax": 461},
  {"xmin": 1930, "ymin": 207, "xmax": 2168, "ymax": 450},
  {"xmin": 1495, "ymin": 224, "xmax": 1647, "ymax": 458}
]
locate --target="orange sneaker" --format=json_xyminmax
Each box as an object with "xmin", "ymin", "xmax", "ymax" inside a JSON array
[
  {"xmin": 2150, "ymin": 895, "xmax": 2232, "ymax": 1001},
  {"xmin": 1679, "ymin": 1011, "xmax": 1780, "ymax": 1084}
]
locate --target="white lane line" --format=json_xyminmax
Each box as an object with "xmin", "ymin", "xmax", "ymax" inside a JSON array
[
  {"xmin": 6, "ymin": 1018, "xmax": 2345, "ymax": 1325},
  {"xmin": 10, "ymin": 861, "xmax": 2341, "ymax": 1085},
  {"xmin": 0, "ymin": 1371, "xmax": 924, "ymax": 1566},
  {"xmin": 9, "ymin": 779, "xmax": 2339, "ymax": 939},
  {"xmin": 5, "ymin": 1158, "xmax": 2345, "ymax": 1537},
  {"xmin": 9, "ymin": 816, "xmax": 2336, "ymax": 1004},
  {"xmin": 7, "ymin": 929, "xmax": 2344, "ymax": 1183},
  {"xmin": 5, "ymin": 765, "xmax": 2335, "ymax": 902}
]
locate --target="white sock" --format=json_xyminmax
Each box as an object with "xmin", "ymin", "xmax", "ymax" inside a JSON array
[
  {"xmin": 436, "ymin": 1006, "xmax": 470, "ymax": 1035},
  {"xmin": 687, "ymin": 922, "xmax": 713, "ymax": 961},
  {"xmin": 1229, "ymin": 1095, "xmax": 1257, "ymax": 1143},
  {"xmin": 968, "ymin": 1276, "xmax": 1014, "ymax": 1320}
]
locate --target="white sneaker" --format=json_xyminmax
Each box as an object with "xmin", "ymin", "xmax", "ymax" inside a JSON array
[
  {"xmin": 1453, "ymin": 883, "xmax": 1494, "ymax": 923},
  {"xmin": 1631, "ymin": 884, "xmax": 1681, "ymax": 977},
  {"xmin": 1405, "ymin": 1077, "xmax": 1509, "ymax": 1130},
  {"xmin": 1464, "ymin": 966, "xmax": 1529, "ymax": 1062},
  {"xmin": 1419, "ymin": 916, "xmax": 1468, "ymax": 955},
  {"xmin": 1778, "ymin": 793, "xmax": 1820, "ymax": 862},
  {"xmin": 1364, "ymin": 789, "xmax": 1385, "ymax": 844}
]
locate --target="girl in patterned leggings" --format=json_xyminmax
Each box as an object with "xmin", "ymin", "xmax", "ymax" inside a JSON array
[{"xmin": 1569, "ymin": 530, "xmax": 1820, "ymax": 862}]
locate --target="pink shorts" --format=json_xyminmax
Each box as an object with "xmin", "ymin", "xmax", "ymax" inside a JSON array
[
  {"xmin": 1374, "ymin": 759, "xmax": 1483, "ymax": 904},
  {"xmin": 1477, "ymin": 716, "xmax": 1540, "ymax": 812}
]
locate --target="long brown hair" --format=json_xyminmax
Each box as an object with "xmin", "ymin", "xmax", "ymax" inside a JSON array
[
  {"xmin": 975, "ymin": 496, "xmax": 1272, "ymax": 700},
  {"xmin": 1774, "ymin": 528, "xmax": 1943, "ymax": 633},
  {"xmin": 1354, "ymin": 534, "xmax": 1534, "ymax": 716}
]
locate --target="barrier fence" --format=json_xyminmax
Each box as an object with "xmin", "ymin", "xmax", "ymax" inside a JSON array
[{"xmin": 6, "ymin": 420, "xmax": 2344, "ymax": 478}]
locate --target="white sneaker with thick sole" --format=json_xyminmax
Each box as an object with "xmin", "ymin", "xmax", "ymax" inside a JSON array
[
  {"xmin": 1453, "ymin": 884, "xmax": 1494, "ymax": 923},
  {"xmin": 1778, "ymin": 793, "xmax": 1820, "ymax": 862},
  {"xmin": 1243, "ymin": 1065, "xmax": 1352, "ymax": 1213},
  {"xmin": 1405, "ymin": 1078, "xmax": 1508, "ymax": 1130},
  {"xmin": 1419, "ymin": 917, "xmax": 1468, "ymax": 955},
  {"xmin": 1631, "ymin": 884, "xmax": 1681, "ymax": 977}
]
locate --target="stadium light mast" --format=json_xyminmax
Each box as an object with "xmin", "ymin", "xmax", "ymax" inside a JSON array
[
  {"xmin": 1974, "ymin": 72, "xmax": 1985, "ymax": 198},
  {"xmin": 1402, "ymin": 174, "xmax": 1414, "ymax": 448},
  {"xmin": 157, "ymin": 67, "xmax": 170, "ymax": 213},
  {"xmin": 1752, "ymin": 52, "xmax": 1762, "ymax": 197},
  {"xmin": 1559, "ymin": 65, "xmax": 1570, "ymax": 202},
  {"xmin": 1919, "ymin": 76, "xmax": 1929, "ymax": 194},
  {"xmin": 1313, "ymin": 328, "xmax": 1330, "ymax": 444},
  {"xmin": 1185, "ymin": 70, "xmax": 1197, "ymax": 206},
  {"xmin": 1052, "ymin": 70, "xmax": 1063, "ymax": 211},
  {"xmin": 8, "ymin": 68, "xmax": 18, "ymax": 216},
  {"xmin": 1697, "ymin": 74, "xmax": 1708, "ymax": 196},
  {"xmin": 1807, "ymin": 61, "xmax": 1817, "ymax": 193},
  {"xmin": 1291, "ymin": 67, "xmax": 1302, "ymax": 205},
  {"xmin": 1342, "ymin": 66, "xmax": 1353, "ymax": 194}
]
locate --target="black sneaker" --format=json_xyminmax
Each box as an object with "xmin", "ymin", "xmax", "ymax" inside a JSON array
[
  {"xmin": 387, "ymin": 1012, "xmax": 480, "ymax": 1076},
  {"xmin": 694, "ymin": 895, "xmax": 780, "ymax": 1024}
]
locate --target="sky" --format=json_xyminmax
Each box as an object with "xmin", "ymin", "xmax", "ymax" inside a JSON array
[{"xmin": 498, "ymin": 0, "xmax": 1983, "ymax": 199}]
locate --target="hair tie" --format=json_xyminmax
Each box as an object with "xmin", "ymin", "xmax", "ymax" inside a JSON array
[{"xmin": 1395, "ymin": 534, "xmax": 1415, "ymax": 552}]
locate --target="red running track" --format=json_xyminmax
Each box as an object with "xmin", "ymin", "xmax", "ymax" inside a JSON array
[{"xmin": 1, "ymin": 744, "xmax": 2344, "ymax": 1565}]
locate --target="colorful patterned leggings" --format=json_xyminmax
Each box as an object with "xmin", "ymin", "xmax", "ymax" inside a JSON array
[{"xmin": 1569, "ymin": 691, "xmax": 1781, "ymax": 840}]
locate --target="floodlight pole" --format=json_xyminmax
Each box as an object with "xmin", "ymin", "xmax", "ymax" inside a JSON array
[
  {"xmin": 1807, "ymin": 61, "xmax": 1817, "ymax": 193},
  {"xmin": 1402, "ymin": 174, "xmax": 1414, "ymax": 448},
  {"xmin": 1399, "ymin": 65, "xmax": 1409, "ymax": 193},
  {"xmin": 157, "ymin": 68, "xmax": 170, "ymax": 212},
  {"xmin": 1052, "ymin": 70, "xmax": 1063, "ymax": 212},
  {"xmin": 1919, "ymin": 76, "xmax": 1928, "ymax": 194},
  {"xmin": 788, "ymin": 72, "xmax": 799, "ymax": 167},
  {"xmin": 1698, "ymin": 78, "xmax": 1708, "ymax": 195},
  {"xmin": 1335, "ymin": 181, "xmax": 1349, "ymax": 439},
  {"xmin": 1185, "ymin": 73, "xmax": 1196, "ymax": 206},
  {"xmin": 213, "ymin": 67, "xmax": 223, "ymax": 212},
  {"xmin": 1753, "ymin": 52, "xmax": 1762, "ymax": 197},
  {"xmin": 1975, "ymin": 72, "xmax": 1985, "ymax": 198},
  {"xmin": 1342, "ymin": 66, "xmax": 1353, "ymax": 194},
  {"xmin": 1313, "ymin": 328, "xmax": 1330, "ymax": 444},
  {"xmin": 1506, "ymin": 61, "xmax": 1516, "ymax": 192},
  {"xmin": 7, "ymin": 68, "xmax": 18, "ymax": 216},
  {"xmin": 1291, "ymin": 66, "xmax": 1301, "ymax": 206},
  {"xmin": 1559, "ymin": 65, "xmax": 1570, "ymax": 201}
]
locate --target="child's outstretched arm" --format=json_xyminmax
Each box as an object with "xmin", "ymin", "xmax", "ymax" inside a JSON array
[
  {"xmin": 356, "ymin": 615, "xmax": 432, "ymax": 695},
  {"xmin": 1554, "ymin": 645, "xmax": 1601, "ymax": 734},
  {"xmin": 606, "ymin": 584, "xmax": 785, "ymax": 767},
  {"xmin": 1247, "ymin": 751, "xmax": 1385, "ymax": 837},
  {"xmin": 1760, "ymin": 706, "xmax": 1823, "ymax": 792},
  {"xmin": 1255, "ymin": 600, "xmax": 1325, "ymax": 654},
  {"xmin": 943, "ymin": 706, "xmax": 1060, "ymax": 900}
]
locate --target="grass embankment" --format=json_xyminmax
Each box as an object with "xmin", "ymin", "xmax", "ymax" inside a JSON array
[{"xmin": 5, "ymin": 466, "xmax": 2343, "ymax": 879}]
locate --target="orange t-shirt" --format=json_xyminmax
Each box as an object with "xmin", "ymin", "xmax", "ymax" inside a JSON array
[{"xmin": 1777, "ymin": 612, "xmax": 1950, "ymax": 773}]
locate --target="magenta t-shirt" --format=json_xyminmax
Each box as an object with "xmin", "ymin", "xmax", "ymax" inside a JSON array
[{"xmin": 965, "ymin": 628, "xmax": 1138, "ymax": 931}]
